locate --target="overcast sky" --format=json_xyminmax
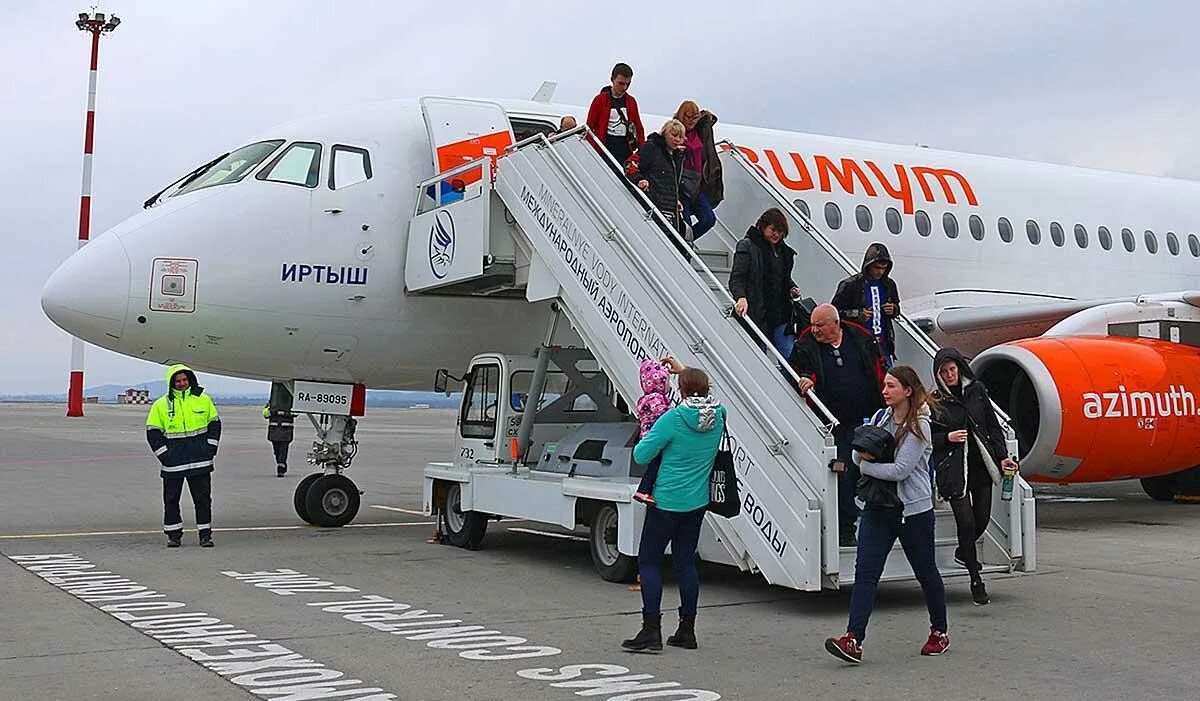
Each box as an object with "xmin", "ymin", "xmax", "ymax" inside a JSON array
[{"xmin": 2, "ymin": 1, "xmax": 1198, "ymax": 394}]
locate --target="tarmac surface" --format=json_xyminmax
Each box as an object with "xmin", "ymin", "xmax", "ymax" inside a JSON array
[{"xmin": 1, "ymin": 402, "xmax": 1197, "ymax": 700}]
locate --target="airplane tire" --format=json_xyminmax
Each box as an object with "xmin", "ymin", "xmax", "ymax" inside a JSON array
[
  {"xmin": 1141, "ymin": 474, "xmax": 1178, "ymax": 502},
  {"xmin": 304, "ymin": 474, "xmax": 361, "ymax": 527},
  {"xmin": 589, "ymin": 503, "xmax": 637, "ymax": 583},
  {"xmin": 293, "ymin": 473, "xmax": 324, "ymax": 523},
  {"xmin": 440, "ymin": 482, "xmax": 487, "ymax": 549}
]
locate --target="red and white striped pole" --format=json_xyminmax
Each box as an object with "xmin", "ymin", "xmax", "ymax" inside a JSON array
[{"xmin": 67, "ymin": 9, "xmax": 120, "ymax": 417}]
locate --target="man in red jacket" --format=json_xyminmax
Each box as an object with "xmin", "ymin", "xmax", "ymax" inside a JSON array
[{"xmin": 586, "ymin": 62, "xmax": 645, "ymax": 166}]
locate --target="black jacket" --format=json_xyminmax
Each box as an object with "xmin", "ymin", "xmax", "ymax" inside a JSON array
[
  {"xmin": 788, "ymin": 321, "xmax": 885, "ymax": 409},
  {"xmin": 694, "ymin": 111, "xmax": 724, "ymax": 206},
  {"xmin": 628, "ymin": 132, "xmax": 683, "ymax": 221},
  {"xmin": 729, "ymin": 226, "xmax": 798, "ymax": 332},
  {"xmin": 831, "ymin": 242, "xmax": 901, "ymax": 357},
  {"xmin": 930, "ymin": 348, "xmax": 1007, "ymax": 500}
]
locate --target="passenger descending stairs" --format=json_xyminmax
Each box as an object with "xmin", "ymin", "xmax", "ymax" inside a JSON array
[{"xmin": 493, "ymin": 131, "xmax": 844, "ymax": 591}]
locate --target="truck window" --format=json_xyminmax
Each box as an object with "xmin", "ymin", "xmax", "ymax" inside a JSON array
[
  {"xmin": 509, "ymin": 371, "xmax": 569, "ymax": 411},
  {"xmin": 461, "ymin": 364, "xmax": 500, "ymax": 439}
]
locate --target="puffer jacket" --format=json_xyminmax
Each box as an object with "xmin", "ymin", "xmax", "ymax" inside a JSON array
[
  {"xmin": 635, "ymin": 358, "xmax": 671, "ymax": 438},
  {"xmin": 930, "ymin": 347, "xmax": 1006, "ymax": 499},
  {"xmin": 146, "ymin": 364, "xmax": 221, "ymax": 478},
  {"xmin": 628, "ymin": 132, "xmax": 684, "ymax": 222}
]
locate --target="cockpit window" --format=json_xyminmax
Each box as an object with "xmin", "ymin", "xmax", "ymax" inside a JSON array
[
  {"xmin": 257, "ymin": 141, "xmax": 322, "ymax": 188},
  {"xmin": 330, "ymin": 145, "xmax": 372, "ymax": 190},
  {"xmin": 172, "ymin": 140, "xmax": 284, "ymax": 197}
]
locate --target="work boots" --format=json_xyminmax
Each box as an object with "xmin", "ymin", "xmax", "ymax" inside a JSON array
[
  {"xmin": 666, "ymin": 610, "xmax": 697, "ymax": 649},
  {"xmin": 277, "ymin": 463, "xmax": 287, "ymax": 477},
  {"xmin": 621, "ymin": 614, "xmax": 662, "ymax": 653},
  {"xmin": 166, "ymin": 533, "xmax": 182, "ymax": 548},
  {"xmin": 198, "ymin": 530, "xmax": 214, "ymax": 548}
]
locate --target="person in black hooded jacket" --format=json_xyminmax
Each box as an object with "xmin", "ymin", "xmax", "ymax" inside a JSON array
[
  {"xmin": 930, "ymin": 347, "xmax": 1019, "ymax": 606},
  {"xmin": 629, "ymin": 119, "xmax": 687, "ymax": 237},
  {"xmin": 832, "ymin": 243, "xmax": 902, "ymax": 364}
]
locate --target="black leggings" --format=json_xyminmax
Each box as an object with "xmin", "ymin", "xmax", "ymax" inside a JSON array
[{"xmin": 949, "ymin": 482, "xmax": 992, "ymax": 580}]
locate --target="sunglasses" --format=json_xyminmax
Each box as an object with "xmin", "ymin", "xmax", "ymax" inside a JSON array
[{"xmin": 831, "ymin": 347, "xmax": 844, "ymax": 367}]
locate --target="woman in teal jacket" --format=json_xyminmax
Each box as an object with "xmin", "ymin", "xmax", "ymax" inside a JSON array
[{"xmin": 622, "ymin": 360, "xmax": 726, "ymax": 653}]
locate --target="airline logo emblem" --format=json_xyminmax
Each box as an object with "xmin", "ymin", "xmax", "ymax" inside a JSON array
[
  {"xmin": 1082, "ymin": 385, "xmax": 1198, "ymax": 420},
  {"xmin": 429, "ymin": 210, "xmax": 455, "ymax": 279}
]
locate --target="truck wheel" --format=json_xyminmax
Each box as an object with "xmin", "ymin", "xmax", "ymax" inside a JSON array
[
  {"xmin": 589, "ymin": 503, "xmax": 637, "ymax": 583},
  {"xmin": 441, "ymin": 482, "xmax": 487, "ymax": 549},
  {"xmin": 1141, "ymin": 474, "xmax": 1177, "ymax": 502},
  {"xmin": 294, "ymin": 473, "xmax": 323, "ymax": 523},
  {"xmin": 304, "ymin": 474, "xmax": 361, "ymax": 527}
]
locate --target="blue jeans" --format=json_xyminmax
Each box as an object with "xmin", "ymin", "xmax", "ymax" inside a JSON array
[
  {"xmin": 848, "ymin": 507, "xmax": 947, "ymax": 641},
  {"xmin": 638, "ymin": 505, "xmax": 705, "ymax": 616},
  {"xmin": 682, "ymin": 192, "xmax": 717, "ymax": 239},
  {"xmin": 771, "ymin": 323, "xmax": 795, "ymax": 358}
]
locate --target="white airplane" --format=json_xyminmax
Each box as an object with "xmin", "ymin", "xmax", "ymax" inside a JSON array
[{"xmin": 41, "ymin": 90, "xmax": 1200, "ymax": 518}]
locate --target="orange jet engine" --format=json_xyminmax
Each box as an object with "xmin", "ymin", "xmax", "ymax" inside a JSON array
[{"xmin": 972, "ymin": 336, "xmax": 1200, "ymax": 488}]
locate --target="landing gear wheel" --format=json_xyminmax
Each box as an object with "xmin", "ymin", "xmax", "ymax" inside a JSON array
[
  {"xmin": 440, "ymin": 482, "xmax": 487, "ymax": 549},
  {"xmin": 1141, "ymin": 475, "xmax": 1177, "ymax": 502},
  {"xmin": 304, "ymin": 474, "xmax": 361, "ymax": 527},
  {"xmin": 589, "ymin": 503, "xmax": 637, "ymax": 583},
  {"xmin": 294, "ymin": 473, "xmax": 324, "ymax": 523}
]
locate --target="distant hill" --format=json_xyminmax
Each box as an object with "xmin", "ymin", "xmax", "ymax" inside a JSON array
[{"xmin": 0, "ymin": 382, "xmax": 460, "ymax": 409}]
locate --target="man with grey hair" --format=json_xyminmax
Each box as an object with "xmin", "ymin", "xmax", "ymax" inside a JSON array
[{"xmin": 790, "ymin": 304, "xmax": 886, "ymax": 545}]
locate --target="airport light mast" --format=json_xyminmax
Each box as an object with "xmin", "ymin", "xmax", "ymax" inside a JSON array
[{"xmin": 67, "ymin": 8, "xmax": 120, "ymax": 417}]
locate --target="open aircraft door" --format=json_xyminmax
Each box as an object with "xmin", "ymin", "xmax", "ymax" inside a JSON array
[{"xmin": 420, "ymin": 97, "xmax": 515, "ymax": 187}]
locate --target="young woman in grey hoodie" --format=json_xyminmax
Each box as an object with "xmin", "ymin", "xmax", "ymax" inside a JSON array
[{"xmin": 825, "ymin": 365, "xmax": 949, "ymax": 664}]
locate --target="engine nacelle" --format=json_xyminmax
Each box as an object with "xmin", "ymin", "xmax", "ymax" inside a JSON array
[{"xmin": 973, "ymin": 336, "xmax": 1200, "ymax": 483}]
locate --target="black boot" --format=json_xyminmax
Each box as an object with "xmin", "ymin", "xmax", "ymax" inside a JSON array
[
  {"xmin": 666, "ymin": 610, "xmax": 697, "ymax": 649},
  {"xmin": 970, "ymin": 579, "xmax": 989, "ymax": 605},
  {"xmin": 198, "ymin": 529, "xmax": 214, "ymax": 548},
  {"xmin": 166, "ymin": 533, "xmax": 181, "ymax": 548},
  {"xmin": 621, "ymin": 614, "xmax": 662, "ymax": 653}
]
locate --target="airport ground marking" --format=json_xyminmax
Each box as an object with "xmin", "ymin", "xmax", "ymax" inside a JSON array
[
  {"xmin": 507, "ymin": 527, "xmax": 589, "ymax": 542},
  {"xmin": 0, "ymin": 521, "xmax": 434, "ymax": 540},
  {"xmin": 223, "ymin": 567, "xmax": 722, "ymax": 700},
  {"xmin": 7, "ymin": 553, "xmax": 398, "ymax": 700},
  {"xmin": 368, "ymin": 505, "xmax": 427, "ymax": 516}
]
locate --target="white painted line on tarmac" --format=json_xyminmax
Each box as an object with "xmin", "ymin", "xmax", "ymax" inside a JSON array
[
  {"xmin": 507, "ymin": 527, "xmax": 588, "ymax": 542},
  {"xmin": 370, "ymin": 504, "xmax": 427, "ymax": 516},
  {"xmin": 1036, "ymin": 496, "xmax": 1117, "ymax": 503},
  {"xmin": 0, "ymin": 521, "xmax": 436, "ymax": 540}
]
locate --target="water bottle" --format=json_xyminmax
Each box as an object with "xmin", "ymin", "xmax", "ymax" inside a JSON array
[{"xmin": 1000, "ymin": 461, "xmax": 1018, "ymax": 502}]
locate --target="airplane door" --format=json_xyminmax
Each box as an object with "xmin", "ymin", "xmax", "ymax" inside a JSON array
[{"xmin": 419, "ymin": 97, "xmax": 514, "ymax": 189}]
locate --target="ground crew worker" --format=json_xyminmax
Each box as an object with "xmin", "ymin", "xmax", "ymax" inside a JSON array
[
  {"xmin": 145, "ymin": 364, "xmax": 220, "ymax": 548},
  {"xmin": 263, "ymin": 397, "xmax": 295, "ymax": 477}
]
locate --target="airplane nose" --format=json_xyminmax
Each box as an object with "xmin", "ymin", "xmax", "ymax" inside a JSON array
[{"xmin": 41, "ymin": 233, "xmax": 132, "ymax": 344}]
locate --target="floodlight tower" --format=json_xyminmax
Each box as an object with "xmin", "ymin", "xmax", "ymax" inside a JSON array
[{"xmin": 67, "ymin": 8, "xmax": 121, "ymax": 417}]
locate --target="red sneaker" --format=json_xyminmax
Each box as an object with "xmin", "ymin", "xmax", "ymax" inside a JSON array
[
  {"xmin": 633, "ymin": 492, "xmax": 656, "ymax": 505},
  {"xmin": 920, "ymin": 628, "xmax": 950, "ymax": 656},
  {"xmin": 824, "ymin": 632, "xmax": 862, "ymax": 664}
]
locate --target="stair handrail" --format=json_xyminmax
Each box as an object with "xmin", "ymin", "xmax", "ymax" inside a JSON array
[{"xmin": 539, "ymin": 127, "xmax": 840, "ymax": 433}]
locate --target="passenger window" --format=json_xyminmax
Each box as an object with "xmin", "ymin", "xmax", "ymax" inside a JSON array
[
  {"xmin": 855, "ymin": 205, "xmax": 872, "ymax": 232},
  {"xmin": 1121, "ymin": 227, "xmax": 1136, "ymax": 252},
  {"xmin": 330, "ymin": 145, "xmax": 372, "ymax": 190},
  {"xmin": 969, "ymin": 215, "xmax": 984, "ymax": 241},
  {"xmin": 1144, "ymin": 230, "xmax": 1159, "ymax": 254},
  {"xmin": 1073, "ymin": 224, "xmax": 1088, "ymax": 248},
  {"xmin": 998, "ymin": 217, "xmax": 1014, "ymax": 243},
  {"xmin": 1049, "ymin": 222, "xmax": 1065, "ymax": 247},
  {"xmin": 885, "ymin": 207, "xmax": 902, "ymax": 235},
  {"xmin": 1026, "ymin": 220, "xmax": 1041, "ymax": 245},
  {"xmin": 793, "ymin": 199, "xmax": 810, "ymax": 218},
  {"xmin": 460, "ymin": 364, "xmax": 500, "ymax": 439},
  {"xmin": 1189, "ymin": 233, "xmax": 1200, "ymax": 257},
  {"xmin": 1166, "ymin": 232, "xmax": 1180, "ymax": 256},
  {"xmin": 915, "ymin": 209, "xmax": 931, "ymax": 237},
  {"xmin": 1098, "ymin": 226, "xmax": 1113, "ymax": 250},
  {"xmin": 257, "ymin": 142, "xmax": 322, "ymax": 188},
  {"xmin": 825, "ymin": 202, "xmax": 842, "ymax": 230},
  {"xmin": 943, "ymin": 212, "xmax": 959, "ymax": 239}
]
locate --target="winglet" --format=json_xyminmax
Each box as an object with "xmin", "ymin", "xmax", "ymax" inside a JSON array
[{"xmin": 531, "ymin": 81, "xmax": 556, "ymax": 103}]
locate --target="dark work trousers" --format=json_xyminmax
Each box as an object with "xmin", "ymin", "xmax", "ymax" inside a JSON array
[
  {"xmin": 271, "ymin": 440, "xmax": 290, "ymax": 467},
  {"xmin": 163, "ymin": 473, "xmax": 212, "ymax": 536},
  {"xmin": 834, "ymin": 427, "xmax": 860, "ymax": 540},
  {"xmin": 848, "ymin": 507, "xmax": 947, "ymax": 642},
  {"xmin": 638, "ymin": 505, "xmax": 705, "ymax": 617},
  {"xmin": 950, "ymin": 482, "xmax": 993, "ymax": 581}
]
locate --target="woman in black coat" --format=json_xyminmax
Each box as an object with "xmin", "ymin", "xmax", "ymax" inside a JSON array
[
  {"xmin": 930, "ymin": 347, "xmax": 1019, "ymax": 606},
  {"xmin": 629, "ymin": 119, "xmax": 686, "ymax": 238}
]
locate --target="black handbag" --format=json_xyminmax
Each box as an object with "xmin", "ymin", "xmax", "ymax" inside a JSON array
[{"xmin": 708, "ymin": 423, "xmax": 740, "ymax": 518}]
